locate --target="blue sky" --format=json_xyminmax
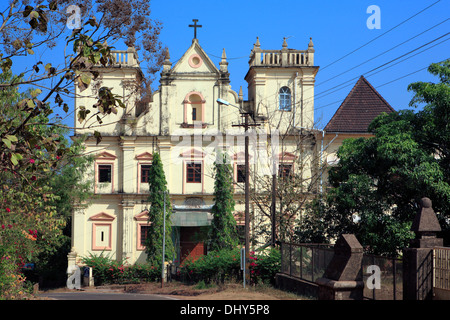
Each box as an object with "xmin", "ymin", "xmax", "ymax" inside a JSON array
[
  {"xmin": 149, "ymin": 0, "xmax": 450, "ymax": 129},
  {"xmin": 10, "ymin": 1, "xmax": 448, "ymax": 132}
]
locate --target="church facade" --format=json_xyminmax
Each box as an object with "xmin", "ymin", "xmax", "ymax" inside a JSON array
[{"xmin": 70, "ymin": 30, "xmax": 323, "ymax": 266}]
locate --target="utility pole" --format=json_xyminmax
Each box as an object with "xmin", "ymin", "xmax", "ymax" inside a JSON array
[
  {"xmin": 233, "ymin": 112, "xmax": 259, "ymax": 286},
  {"xmin": 216, "ymin": 98, "xmax": 260, "ymax": 286},
  {"xmin": 271, "ymin": 163, "xmax": 276, "ymax": 247}
]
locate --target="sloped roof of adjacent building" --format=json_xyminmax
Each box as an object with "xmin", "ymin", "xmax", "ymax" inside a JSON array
[{"xmin": 324, "ymin": 75, "xmax": 395, "ymax": 133}]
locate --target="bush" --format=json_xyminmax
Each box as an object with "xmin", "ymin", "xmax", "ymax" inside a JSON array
[
  {"xmin": 179, "ymin": 248, "xmax": 241, "ymax": 284},
  {"xmin": 249, "ymin": 248, "xmax": 281, "ymax": 285},
  {"xmin": 179, "ymin": 247, "xmax": 281, "ymax": 285},
  {"xmin": 0, "ymin": 257, "xmax": 33, "ymax": 300},
  {"xmin": 0, "ymin": 224, "xmax": 35, "ymax": 299},
  {"xmin": 81, "ymin": 252, "xmax": 160, "ymax": 286}
]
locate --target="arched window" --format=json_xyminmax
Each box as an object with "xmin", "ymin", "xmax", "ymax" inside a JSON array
[
  {"xmin": 188, "ymin": 93, "xmax": 202, "ymax": 122},
  {"xmin": 183, "ymin": 92, "xmax": 205, "ymax": 127},
  {"xmin": 279, "ymin": 86, "xmax": 291, "ymax": 111}
]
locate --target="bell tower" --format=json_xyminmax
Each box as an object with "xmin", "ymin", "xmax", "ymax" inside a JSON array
[{"xmin": 245, "ymin": 37, "xmax": 319, "ymax": 133}]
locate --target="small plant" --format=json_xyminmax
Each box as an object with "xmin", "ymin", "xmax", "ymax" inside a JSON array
[{"xmin": 194, "ymin": 280, "xmax": 216, "ymax": 290}]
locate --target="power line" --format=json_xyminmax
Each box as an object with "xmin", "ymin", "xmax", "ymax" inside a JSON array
[
  {"xmin": 316, "ymin": 18, "xmax": 450, "ymax": 87},
  {"xmin": 314, "ymin": 33, "xmax": 450, "ymax": 101},
  {"xmin": 314, "ymin": 57, "xmax": 449, "ymax": 112},
  {"xmin": 320, "ymin": 0, "xmax": 442, "ymax": 71}
]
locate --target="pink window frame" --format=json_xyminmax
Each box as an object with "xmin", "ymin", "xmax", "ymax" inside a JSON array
[{"xmin": 92, "ymin": 223, "xmax": 112, "ymax": 251}]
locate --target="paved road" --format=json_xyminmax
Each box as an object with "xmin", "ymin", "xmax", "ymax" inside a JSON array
[{"xmin": 39, "ymin": 290, "xmax": 179, "ymax": 300}]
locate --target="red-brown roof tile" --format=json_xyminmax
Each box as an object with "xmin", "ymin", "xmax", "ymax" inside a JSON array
[{"xmin": 324, "ymin": 76, "xmax": 395, "ymax": 133}]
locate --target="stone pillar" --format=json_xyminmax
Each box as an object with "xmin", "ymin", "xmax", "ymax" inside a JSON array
[
  {"xmin": 66, "ymin": 247, "xmax": 81, "ymax": 289},
  {"xmin": 403, "ymin": 197, "xmax": 443, "ymax": 300},
  {"xmin": 307, "ymin": 37, "xmax": 315, "ymax": 66},
  {"xmin": 316, "ymin": 234, "xmax": 364, "ymax": 300}
]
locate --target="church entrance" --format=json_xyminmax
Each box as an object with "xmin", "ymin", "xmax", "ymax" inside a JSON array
[{"xmin": 179, "ymin": 226, "xmax": 208, "ymax": 264}]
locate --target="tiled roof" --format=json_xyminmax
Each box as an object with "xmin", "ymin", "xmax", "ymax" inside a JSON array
[{"xmin": 324, "ymin": 76, "xmax": 395, "ymax": 133}]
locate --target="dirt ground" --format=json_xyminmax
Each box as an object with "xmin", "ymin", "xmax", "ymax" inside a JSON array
[
  {"xmin": 120, "ymin": 281, "xmax": 311, "ymax": 300},
  {"xmin": 40, "ymin": 281, "xmax": 311, "ymax": 300}
]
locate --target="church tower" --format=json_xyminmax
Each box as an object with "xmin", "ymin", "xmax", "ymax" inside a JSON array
[{"xmin": 245, "ymin": 37, "xmax": 319, "ymax": 132}]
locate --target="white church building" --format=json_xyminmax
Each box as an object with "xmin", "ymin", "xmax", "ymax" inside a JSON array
[{"xmin": 70, "ymin": 25, "xmax": 322, "ymax": 267}]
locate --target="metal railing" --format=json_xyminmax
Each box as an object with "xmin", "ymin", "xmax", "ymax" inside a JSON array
[
  {"xmin": 280, "ymin": 243, "xmax": 334, "ymax": 284},
  {"xmin": 280, "ymin": 242, "xmax": 403, "ymax": 300},
  {"xmin": 362, "ymin": 253, "xmax": 403, "ymax": 300},
  {"xmin": 434, "ymin": 247, "xmax": 450, "ymax": 291}
]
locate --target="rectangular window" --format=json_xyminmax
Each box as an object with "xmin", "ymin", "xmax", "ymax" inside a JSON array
[
  {"xmin": 237, "ymin": 164, "xmax": 246, "ymax": 183},
  {"xmin": 98, "ymin": 164, "xmax": 112, "ymax": 183},
  {"xmin": 192, "ymin": 107, "xmax": 197, "ymax": 121},
  {"xmin": 186, "ymin": 162, "xmax": 202, "ymax": 183},
  {"xmin": 140, "ymin": 225, "xmax": 151, "ymax": 247},
  {"xmin": 279, "ymin": 164, "xmax": 292, "ymax": 179},
  {"xmin": 141, "ymin": 165, "xmax": 152, "ymax": 183}
]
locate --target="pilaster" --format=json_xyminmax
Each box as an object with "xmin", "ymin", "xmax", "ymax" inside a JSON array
[
  {"xmin": 72, "ymin": 205, "xmax": 86, "ymax": 255},
  {"xmin": 120, "ymin": 136, "xmax": 136, "ymax": 193},
  {"xmin": 120, "ymin": 197, "xmax": 136, "ymax": 262}
]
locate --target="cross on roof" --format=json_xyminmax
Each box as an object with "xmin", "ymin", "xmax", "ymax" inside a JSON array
[{"xmin": 189, "ymin": 19, "xmax": 202, "ymax": 39}]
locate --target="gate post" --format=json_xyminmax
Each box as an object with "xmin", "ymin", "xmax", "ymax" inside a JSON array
[
  {"xmin": 403, "ymin": 197, "xmax": 443, "ymax": 300},
  {"xmin": 316, "ymin": 234, "xmax": 364, "ymax": 300}
]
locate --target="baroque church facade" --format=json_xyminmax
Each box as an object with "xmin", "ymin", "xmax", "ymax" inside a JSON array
[{"xmin": 70, "ymin": 26, "xmax": 392, "ymax": 267}]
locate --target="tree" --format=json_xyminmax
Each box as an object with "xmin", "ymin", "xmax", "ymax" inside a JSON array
[
  {"xmin": 208, "ymin": 153, "xmax": 239, "ymax": 251},
  {"xmin": 145, "ymin": 153, "xmax": 174, "ymax": 266},
  {"xmin": 297, "ymin": 60, "xmax": 450, "ymax": 255},
  {"xmin": 0, "ymin": 1, "xmax": 164, "ymax": 296},
  {"xmin": 0, "ymin": 0, "xmax": 164, "ymax": 173},
  {"xmin": 37, "ymin": 132, "xmax": 94, "ymax": 284},
  {"xmin": 249, "ymin": 124, "xmax": 325, "ymax": 245},
  {"xmin": 0, "ymin": 71, "xmax": 93, "ymax": 296}
]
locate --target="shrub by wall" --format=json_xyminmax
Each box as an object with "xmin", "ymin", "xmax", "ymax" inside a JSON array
[
  {"xmin": 179, "ymin": 247, "xmax": 281, "ymax": 285},
  {"xmin": 81, "ymin": 252, "xmax": 160, "ymax": 285}
]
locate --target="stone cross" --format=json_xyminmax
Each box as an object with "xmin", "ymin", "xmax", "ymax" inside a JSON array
[{"xmin": 189, "ymin": 19, "xmax": 202, "ymax": 39}]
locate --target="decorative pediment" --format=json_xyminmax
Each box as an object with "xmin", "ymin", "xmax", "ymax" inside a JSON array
[
  {"xmin": 279, "ymin": 152, "xmax": 297, "ymax": 162},
  {"xmin": 90, "ymin": 212, "xmax": 115, "ymax": 221},
  {"xmin": 134, "ymin": 210, "xmax": 149, "ymax": 222},
  {"xmin": 171, "ymin": 40, "xmax": 220, "ymax": 75},
  {"xmin": 179, "ymin": 148, "xmax": 206, "ymax": 158},
  {"xmin": 95, "ymin": 152, "xmax": 117, "ymax": 161},
  {"xmin": 135, "ymin": 152, "xmax": 153, "ymax": 161}
]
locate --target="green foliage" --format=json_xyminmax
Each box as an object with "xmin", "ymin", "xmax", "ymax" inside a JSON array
[
  {"xmin": 178, "ymin": 247, "xmax": 281, "ymax": 286},
  {"xmin": 179, "ymin": 248, "xmax": 241, "ymax": 284},
  {"xmin": 145, "ymin": 153, "xmax": 175, "ymax": 266},
  {"xmin": 0, "ymin": 0, "xmax": 163, "ymax": 297},
  {"xmin": 81, "ymin": 252, "xmax": 160, "ymax": 285},
  {"xmin": 0, "ymin": 71, "xmax": 94, "ymax": 296},
  {"xmin": 297, "ymin": 60, "xmax": 450, "ymax": 255},
  {"xmin": 209, "ymin": 153, "xmax": 239, "ymax": 251},
  {"xmin": 249, "ymin": 248, "xmax": 281, "ymax": 285},
  {"xmin": 0, "ymin": 254, "xmax": 33, "ymax": 300}
]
